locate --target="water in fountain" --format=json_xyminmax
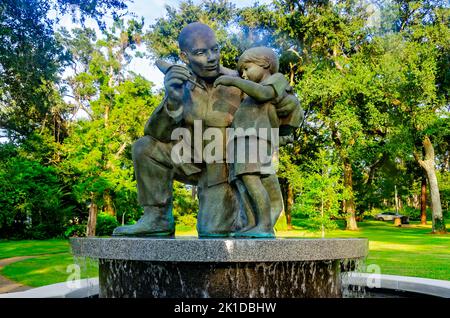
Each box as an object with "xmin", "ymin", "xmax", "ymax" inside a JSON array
[
  {"xmin": 72, "ymin": 255, "xmax": 99, "ymax": 298},
  {"xmin": 341, "ymin": 258, "xmax": 367, "ymax": 298}
]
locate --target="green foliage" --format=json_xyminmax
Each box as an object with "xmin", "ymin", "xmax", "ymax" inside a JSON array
[
  {"xmin": 271, "ymin": 0, "xmax": 449, "ymax": 224},
  {"xmin": 0, "ymin": 0, "xmax": 130, "ymax": 139},
  {"xmin": 273, "ymin": 212, "xmax": 289, "ymax": 231},
  {"xmin": 1, "ymin": 15, "xmax": 161, "ymax": 239},
  {"xmin": 95, "ymin": 213, "xmax": 119, "ymax": 236},
  {"xmin": 291, "ymin": 150, "xmax": 343, "ymax": 232},
  {"xmin": 146, "ymin": 0, "xmax": 248, "ymax": 69},
  {"xmin": 0, "ymin": 0, "xmax": 65, "ymax": 138},
  {"xmin": 176, "ymin": 214, "xmax": 197, "ymax": 229},
  {"xmin": 58, "ymin": 22, "xmax": 160, "ymax": 222},
  {"xmin": 364, "ymin": 207, "xmax": 385, "ymax": 220},
  {"xmin": 0, "ymin": 0, "xmax": 449, "ymax": 238},
  {"xmin": 438, "ymin": 171, "xmax": 450, "ymax": 212},
  {"xmin": 401, "ymin": 206, "xmax": 424, "ymax": 221},
  {"xmin": 0, "ymin": 152, "xmax": 71, "ymax": 239},
  {"xmin": 56, "ymin": 0, "xmax": 129, "ymax": 29},
  {"xmin": 172, "ymin": 182, "xmax": 198, "ymax": 228},
  {"xmin": 64, "ymin": 223, "xmax": 86, "ymax": 238}
]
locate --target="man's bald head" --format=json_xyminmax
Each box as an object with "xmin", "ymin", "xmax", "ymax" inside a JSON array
[
  {"xmin": 177, "ymin": 22, "xmax": 221, "ymax": 80},
  {"xmin": 178, "ymin": 22, "xmax": 216, "ymax": 52}
]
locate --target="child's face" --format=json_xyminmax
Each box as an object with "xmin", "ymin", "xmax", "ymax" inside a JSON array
[{"xmin": 241, "ymin": 62, "xmax": 267, "ymax": 83}]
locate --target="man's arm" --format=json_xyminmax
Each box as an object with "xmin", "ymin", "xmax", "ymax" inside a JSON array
[
  {"xmin": 144, "ymin": 97, "xmax": 183, "ymax": 142},
  {"xmin": 214, "ymin": 76, "xmax": 276, "ymax": 103},
  {"xmin": 143, "ymin": 65, "xmax": 190, "ymax": 142}
]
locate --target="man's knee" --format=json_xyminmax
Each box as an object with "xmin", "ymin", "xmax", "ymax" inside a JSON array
[
  {"xmin": 132, "ymin": 136, "xmax": 152, "ymax": 162},
  {"xmin": 133, "ymin": 135, "xmax": 175, "ymax": 172}
]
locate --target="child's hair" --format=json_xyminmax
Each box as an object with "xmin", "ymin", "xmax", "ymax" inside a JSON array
[{"xmin": 237, "ymin": 47, "xmax": 279, "ymax": 75}]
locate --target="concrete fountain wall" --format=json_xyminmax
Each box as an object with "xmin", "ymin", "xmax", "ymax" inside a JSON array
[{"xmin": 70, "ymin": 237, "xmax": 368, "ymax": 298}]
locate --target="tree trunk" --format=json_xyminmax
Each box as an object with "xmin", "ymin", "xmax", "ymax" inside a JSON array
[
  {"xmin": 191, "ymin": 186, "xmax": 198, "ymax": 200},
  {"xmin": 289, "ymin": 62, "xmax": 295, "ymax": 86},
  {"xmin": 394, "ymin": 185, "xmax": 399, "ymax": 215},
  {"xmin": 443, "ymin": 150, "xmax": 449, "ymax": 172},
  {"xmin": 412, "ymin": 194, "xmax": 419, "ymax": 209},
  {"xmin": 105, "ymin": 104, "xmax": 109, "ymax": 128},
  {"xmin": 420, "ymin": 175, "xmax": 427, "ymax": 225},
  {"xmin": 105, "ymin": 65, "xmax": 114, "ymax": 127},
  {"xmin": 103, "ymin": 190, "xmax": 115, "ymax": 216},
  {"xmin": 285, "ymin": 183, "xmax": 293, "ymax": 230},
  {"xmin": 87, "ymin": 193, "xmax": 98, "ymax": 237},
  {"xmin": 343, "ymin": 159, "xmax": 358, "ymax": 230},
  {"xmin": 416, "ymin": 136, "xmax": 446, "ymax": 233},
  {"xmin": 331, "ymin": 127, "xmax": 358, "ymax": 230}
]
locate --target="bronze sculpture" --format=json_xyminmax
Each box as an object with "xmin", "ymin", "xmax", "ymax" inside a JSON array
[
  {"xmin": 112, "ymin": 22, "xmax": 302, "ymax": 238},
  {"xmin": 214, "ymin": 46, "xmax": 293, "ymax": 238}
]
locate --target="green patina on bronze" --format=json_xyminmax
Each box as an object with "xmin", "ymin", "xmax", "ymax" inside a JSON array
[{"xmin": 112, "ymin": 22, "xmax": 302, "ymax": 238}]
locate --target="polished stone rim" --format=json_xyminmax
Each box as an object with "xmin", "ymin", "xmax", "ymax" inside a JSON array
[{"xmin": 70, "ymin": 237, "xmax": 368, "ymax": 262}]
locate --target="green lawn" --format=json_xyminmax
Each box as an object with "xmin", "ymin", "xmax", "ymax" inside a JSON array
[
  {"xmin": 0, "ymin": 239, "xmax": 70, "ymax": 259},
  {"xmin": 1, "ymin": 253, "xmax": 98, "ymax": 287},
  {"xmin": 0, "ymin": 239, "xmax": 98, "ymax": 287},
  {"xmin": 277, "ymin": 219, "xmax": 450, "ymax": 280},
  {"xmin": 0, "ymin": 220, "xmax": 448, "ymax": 287}
]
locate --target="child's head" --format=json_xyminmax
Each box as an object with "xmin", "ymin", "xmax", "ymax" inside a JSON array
[{"xmin": 237, "ymin": 47, "xmax": 279, "ymax": 82}]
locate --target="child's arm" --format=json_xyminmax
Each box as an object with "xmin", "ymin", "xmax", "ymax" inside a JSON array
[{"xmin": 214, "ymin": 76, "xmax": 276, "ymax": 102}]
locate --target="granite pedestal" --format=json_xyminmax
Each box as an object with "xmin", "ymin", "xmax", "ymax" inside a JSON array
[{"xmin": 70, "ymin": 237, "xmax": 368, "ymax": 298}]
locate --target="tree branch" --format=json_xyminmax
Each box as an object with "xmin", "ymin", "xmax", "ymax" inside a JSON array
[
  {"xmin": 423, "ymin": 136, "xmax": 435, "ymax": 161},
  {"xmin": 115, "ymin": 141, "xmax": 128, "ymax": 158},
  {"xmin": 400, "ymin": 8, "xmax": 418, "ymax": 32},
  {"xmin": 366, "ymin": 153, "xmax": 387, "ymax": 185},
  {"xmin": 80, "ymin": 104, "xmax": 94, "ymax": 120}
]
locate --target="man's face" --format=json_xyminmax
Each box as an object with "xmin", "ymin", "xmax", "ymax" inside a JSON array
[{"xmin": 181, "ymin": 36, "xmax": 220, "ymax": 80}]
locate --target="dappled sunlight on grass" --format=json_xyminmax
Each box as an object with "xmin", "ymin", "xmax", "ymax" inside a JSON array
[
  {"xmin": 1, "ymin": 252, "xmax": 98, "ymax": 287},
  {"xmin": 275, "ymin": 230, "xmax": 319, "ymax": 238},
  {"xmin": 367, "ymin": 241, "xmax": 433, "ymax": 252}
]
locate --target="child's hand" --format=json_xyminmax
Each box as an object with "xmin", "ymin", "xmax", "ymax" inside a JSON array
[{"xmin": 214, "ymin": 75, "xmax": 235, "ymax": 88}]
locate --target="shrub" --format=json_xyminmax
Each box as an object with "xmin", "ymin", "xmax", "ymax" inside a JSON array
[
  {"xmin": 64, "ymin": 224, "xmax": 86, "ymax": 238},
  {"xmin": 0, "ymin": 157, "xmax": 71, "ymax": 239},
  {"xmin": 364, "ymin": 207, "xmax": 384, "ymax": 220},
  {"xmin": 401, "ymin": 207, "xmax": 422, "ymax": 221},
  {"xmin": 291, "ymin": 150, "xmax": 342, "ymax": 233},
  {"xmin": 172, "ymin": 182, "xmax": 198, "ymax": 228},
  {"xmin": 176, "ymin": 214, "xmax": 197, "ymax": 228},
  {"xmin": 95, "ymin": 213, "xmax": 119, "ymax": 236}
]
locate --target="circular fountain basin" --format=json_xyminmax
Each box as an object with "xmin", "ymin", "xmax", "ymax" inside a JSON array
[{"xmin": 70, "ymin": 237, "xmax": 368, "ymax": 298}]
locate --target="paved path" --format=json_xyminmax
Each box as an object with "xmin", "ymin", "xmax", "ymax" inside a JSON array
[{"xmin": 0, "ymin": 256, "xmax": 34, "ymax": 294}]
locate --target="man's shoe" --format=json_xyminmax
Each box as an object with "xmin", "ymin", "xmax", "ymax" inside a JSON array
[{"xmin": 112, "ymin": 206, "xmax": 174, "ymax": 237}]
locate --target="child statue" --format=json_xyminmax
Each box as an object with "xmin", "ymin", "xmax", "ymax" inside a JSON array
[{"xmin": 214, "ymin": 46, "xmax": 298, "ymax": 238}]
